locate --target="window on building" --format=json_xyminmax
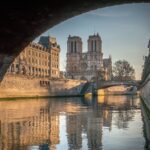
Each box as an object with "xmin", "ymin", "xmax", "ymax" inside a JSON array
[
  {"xmin": 11, "ymin": 64, "xmax": 14, "ymax": 72},
  {"xmin": 95, "ymin": 65, "xmax": 97, "ymax": 70},
  {"xmin": 45, "ymin": 70, "xmax": 47, "ymax": 76},
  {"xmin": 71, "ymin": 41, "xmax": 73, "ymax": 53},
  {"xmin": 91, "ymin": 40, "xmax": 93, "ymax": 51},
  {"xmin": 29, "ymin": 57, "xmax": 31, "ymax": 63},
  {"xmin": 74, "ymin": 66, "xmax": 77, "ymax": 71},
  {"xmin": 16, "ymin": 64, "xmax": 19, "ymax": 73},
  {"xmin": 74, "ymin": 41, "xmax": 77, "ymax": 53},
  {"xmin": 36, "ymin": 68, "xmax": 38, "ymax": 76},
  {"xmin": 32, "ymin": 67, "xmax": 34, "ymax": 72},
  {"xmin": 95, "ymin": 40, "xmax": 97, "ymax": 51},
  {"xmin": 29, "ymin": 66, "xmax": 31, "ymax": 75}
]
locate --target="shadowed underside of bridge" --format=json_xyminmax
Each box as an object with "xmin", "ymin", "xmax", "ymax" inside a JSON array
[{"xmin": 0, "ymin": 0, "xmax": 149, "ymax": 81}]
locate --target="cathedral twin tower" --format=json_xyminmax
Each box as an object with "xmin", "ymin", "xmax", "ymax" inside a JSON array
[
  {"xmin": 67, "ymin": 33, "xmax": 102, "ymax": 53},
  {"xmin": 66, "ymin": 33, "xmax": 112, "ymax": 81}
]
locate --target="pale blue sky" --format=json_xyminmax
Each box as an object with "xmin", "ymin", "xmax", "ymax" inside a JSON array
[{"xmin": 35, "ymin": 3, "xmax": 150, "ymax": 80}]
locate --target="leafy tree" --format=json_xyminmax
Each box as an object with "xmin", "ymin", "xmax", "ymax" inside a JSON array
[
  {"xmin": 96, "ymin": 68, "xmax": 105, "ymax": 81},
  {"xmin": 113, "ymin": 60, "xmax": 135, "ymax": 81}
]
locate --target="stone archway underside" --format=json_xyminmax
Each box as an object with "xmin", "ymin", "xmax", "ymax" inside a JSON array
[{"xmin": 0, "ymin": 0, "xmax": 149, "ymax": 81}]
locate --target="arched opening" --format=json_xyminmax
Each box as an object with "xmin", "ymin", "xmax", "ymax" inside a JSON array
[
  {"xmin": 91, "ymin": 77, "xmax": 96, "ymax": 82},
  {"xmin": 0, "ymin": 3, "xmax": 149, "ymax": 90},
  {"xmin": 80, "ymin": 76, "xmax": 87, "ymax": 81},
  {"xmin": 0, "ymin": 2, "xmax": 150, "ymax": 150},
  {"xmin": 0, "ymin": 1, "xmax": 149, "ymax": 81},
  {"xmin": 10, "ymin": 64, "xmax": 15, "ymax": 73}
]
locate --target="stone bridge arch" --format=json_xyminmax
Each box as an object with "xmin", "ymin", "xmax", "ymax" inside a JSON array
[{"xmin": 0, "ymin": 0, "xmax": 149, "ymax": 81}]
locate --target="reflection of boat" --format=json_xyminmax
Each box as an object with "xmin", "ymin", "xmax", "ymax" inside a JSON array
[{"xmin": 97, "ymin": 85, "xmax": 137, "ymax": 95}]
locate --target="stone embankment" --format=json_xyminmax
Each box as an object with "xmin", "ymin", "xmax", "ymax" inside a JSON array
[
  {"xmin": 140, "ymin": 74, "xmax": 150, "ymax": 112},
  {"xmin": 140, "ymin": 52, "xmax": 150, "ymax": 148},
  {"xmin": 0, "ymin": 74, "xmax": 86, "ymax": 98},
  {"xmin": 140, "ymin": 52, "xmax": 150, "ymax": 113}
]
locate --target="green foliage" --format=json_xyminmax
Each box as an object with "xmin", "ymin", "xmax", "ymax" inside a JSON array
[
  {"xmin": 96, "ymin": 68, "xmax": 105, "ymax": 81},
  {"xmin": 113, "ymin": 60, "xmax": 135, "ymax": 81}
]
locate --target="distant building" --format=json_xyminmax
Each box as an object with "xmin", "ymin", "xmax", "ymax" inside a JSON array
[
  {"xmin": 8, "ymin": 36, "xmax": 60, "ymax": 78},
  {"xmin": 66, "ymin": 33, "xmax": 112, "ymax": 81},
  {"xmin": 39, "ymin": 36, "xmax": 60, "ymax": 78}
]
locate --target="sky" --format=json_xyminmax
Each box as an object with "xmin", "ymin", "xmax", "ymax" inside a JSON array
[{"xmin": 35, "ymin": 3, "xmax": 150, "ymax": 80}]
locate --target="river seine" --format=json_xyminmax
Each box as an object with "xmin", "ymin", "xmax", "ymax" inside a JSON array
[{"xmin": 0, "ymin": 95, "xmax": 149, "ymax": 150}]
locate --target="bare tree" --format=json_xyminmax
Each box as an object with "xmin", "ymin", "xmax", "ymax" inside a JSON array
[{"xmin": 113, "ymin": 60, "xmax": 135, "ymax": 81}]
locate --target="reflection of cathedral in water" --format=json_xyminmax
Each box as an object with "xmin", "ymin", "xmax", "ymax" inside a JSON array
[
  {"xmin": 67, "ymin": 115, "xmax": 82, "ymax": 149},
  {"xmin": 66, "ymin": 108, "xmax": 103, "ymax": 150},
  {"xmin": 65, "ymin": 95, "xmax": 141, "ymax": 150},
  {"xmin": 66, "ymin": 114, "xmax": 103, "ymax": 150}
]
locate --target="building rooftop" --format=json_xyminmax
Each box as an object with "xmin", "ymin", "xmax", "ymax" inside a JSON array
[
  {"xmin": 38, "ymin": 36, "xmax": 58, "ymax": 49},
  {"xmin": 68, "ymin": 35, "xmax": 82, "ymax": 40},
  {"xmin": 103, "ymin": 57, "xmax": 112, "ymax": 68},
  {"xmin": 89, "ymin": 33, "xmax": 101, "ymax": 38},
  {"xmin": 29, "ymin": 42, "xmax": 50, "ymax": 52}
]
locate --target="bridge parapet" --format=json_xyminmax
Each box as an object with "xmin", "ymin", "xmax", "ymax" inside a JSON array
[{"xmin": 98, "ymin": 80, "xmax": 139, "ymax": 89}]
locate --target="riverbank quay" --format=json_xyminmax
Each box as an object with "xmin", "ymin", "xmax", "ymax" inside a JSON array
[{"xmin": 0, "ymin": 74, "xmax": 86, "ymax": 99}]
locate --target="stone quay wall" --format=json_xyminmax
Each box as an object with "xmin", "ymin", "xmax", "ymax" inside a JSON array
[
  {"xmin": 0, "ymin": 74, "xmax": 86, "ymax": 98},
  {"xmin": 140, "ymin": 73, "xmax": 150, "ymax": 111}
]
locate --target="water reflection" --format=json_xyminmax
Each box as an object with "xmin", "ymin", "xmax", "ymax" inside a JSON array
[{"xmin": 0, "ymin": 95, "xmax": 148, "ymax": 150}]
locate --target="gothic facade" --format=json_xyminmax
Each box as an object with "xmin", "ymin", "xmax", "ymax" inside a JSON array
[
  {"xmin": 66, "ymin": 34, "xmax": 112, "ymax": 81},
  {"xmin": 8, "ymin": 36, "xmax": 60, "ymax": 78}
]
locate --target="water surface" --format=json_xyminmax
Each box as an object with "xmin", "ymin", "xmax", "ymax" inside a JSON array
[{"xmin": 0, "ymin": 95, "xmax": 149, "ymax": 150}]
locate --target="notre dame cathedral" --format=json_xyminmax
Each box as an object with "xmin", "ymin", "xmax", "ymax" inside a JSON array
[{"xmin": 66, "ymin": 33, "xmax": 112, "ymax": 81}]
